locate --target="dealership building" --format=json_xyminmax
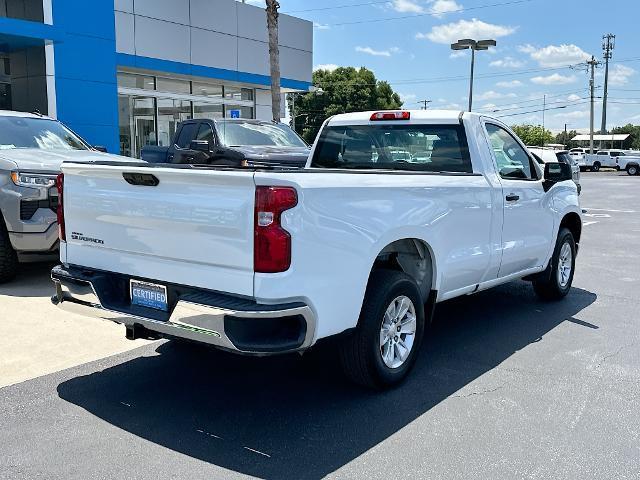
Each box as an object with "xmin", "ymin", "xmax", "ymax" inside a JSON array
[{"xmin": 0, "ymin": 0, "xmax": 313, "ymax": 156}]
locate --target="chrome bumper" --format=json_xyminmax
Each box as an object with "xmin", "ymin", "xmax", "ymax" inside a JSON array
[{"xmin": 51, "ymin": 267, "xmax": 316, "ymax": 355}]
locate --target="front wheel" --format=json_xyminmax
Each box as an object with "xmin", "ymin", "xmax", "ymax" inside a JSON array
[
  {"xmin": 0, "ymin": 219, "xmax": 18, "ymax": 283},
  {"xmin": 339, "ymin": 270, "xmax": 425, "ymax": 389},
  {"xmin": 533, "ymin": 228, "xmax": 576, "ymax": 301},
  {"xmin": 628, "ymin": 165, "xmax": 639, "ymax": 176},
  {"xmin": 592, "ymin": 162, "xmax": 601, "ymax": 172}
]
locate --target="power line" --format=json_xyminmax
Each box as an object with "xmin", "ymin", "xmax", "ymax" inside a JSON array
[
  {"xmin": 285, "ymin": 0, "xmax": 389, "ymax": 14},
  {"xmin": 329, "ymin": 0, "xmax": 534, "ymax": 26},
  {"xmin": 494, "ymin": 100, "xmax": 591, "ymax": 118}
]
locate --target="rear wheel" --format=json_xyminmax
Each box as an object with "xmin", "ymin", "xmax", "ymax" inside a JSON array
[
  {"xmin": 533, "ymin": 228, "xmax": 575, "ymax": 301},
  {"xmin": 0, "ymin": 218, "xmax": 18, "ymax": 283},
  {"xmin": 628, "ymin": 165, "xmax": 639, "ymax": 176},
  {"xmin": 592, "ymin": 161, "xmax": 601, "ymax": 172},
  {"xmin": 339, "ymin": 270, "xmax": 425, "ymax": 389}
]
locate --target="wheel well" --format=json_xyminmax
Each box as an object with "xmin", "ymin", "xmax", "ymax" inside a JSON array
[
  {"xmin": 560, "ymin": 213, "xmax": 582, "ymax": 245},
  {"xmin": 371, "ymin": 239, "xmax": 434, "ymax": 302}
]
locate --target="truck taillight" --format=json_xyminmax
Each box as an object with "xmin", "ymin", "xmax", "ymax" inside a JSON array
[
  {"xmin": 254, "ymin": 186, "xmax": 297, "ymax": 273},
  {"xmin": 56, "ymin": 173, "xmax": 65, "ymax": 241}
]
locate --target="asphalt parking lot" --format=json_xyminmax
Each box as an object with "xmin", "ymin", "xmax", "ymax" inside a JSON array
[{"xmin": 1, "ymin": 171, "xmax": 639, "ymax": 480}]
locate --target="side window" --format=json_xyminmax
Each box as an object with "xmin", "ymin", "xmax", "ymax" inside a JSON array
[
  {"xmin": 196, "ymin": 124, "xmax": 214, "ymax": 143},
  {"xmin": 175, "ymin": 123, "xmax": 198, "ymax": 149},
  {"xmin": 485, "ymin": 124, "xmax": 536, "ymax": 180}
]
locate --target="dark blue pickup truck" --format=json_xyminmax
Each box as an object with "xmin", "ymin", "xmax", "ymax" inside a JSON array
[{"xmin": 141, "ymin": 118, "xmax": 310, "ymax": 167}]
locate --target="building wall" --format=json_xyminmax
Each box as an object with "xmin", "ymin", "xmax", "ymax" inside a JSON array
[
  {"xmin": 51, "ymin": 0, "xmax": 120, "ymax": 152},
  {"xmin": 113, "ymin": 0, "xmax": 312, "ymax": 89}
]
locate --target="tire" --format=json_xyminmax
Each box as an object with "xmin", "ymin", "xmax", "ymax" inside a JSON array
[
  {"xmin": 0, "ymin": 217, "xmax": 18, "ymax": 283},
  {"xmin": 533, "ymin": 228, "xmax": 576, "ymax": 301},
  {"xmin": 592, "ymin": 162, "xmax": 601, "ymax": 172},
  {"xmin": 339, "ymin": 270, "xmax": 426, "ymax": 389},
  {"xmin": 627, "ymin": 165, "xmax": 639, "ymax": 176}
]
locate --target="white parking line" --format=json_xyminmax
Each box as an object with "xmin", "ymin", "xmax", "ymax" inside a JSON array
[
  {"xmin": 582, "ymin": 207, "xmax": 636, "ymax": 213},
  {"xmin": 583, "ymin": 221, "xmax": 598, "ymax": 226}
]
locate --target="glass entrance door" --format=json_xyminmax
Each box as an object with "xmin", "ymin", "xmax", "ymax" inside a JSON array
[{"xmin": 157, "ymin": 98, "xmax": 191, "ymax": 147}]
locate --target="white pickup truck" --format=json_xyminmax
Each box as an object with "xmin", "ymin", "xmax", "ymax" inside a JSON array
[{"xmin": 51, "ymin": 110, "xmax": 582, "ymax": 388}]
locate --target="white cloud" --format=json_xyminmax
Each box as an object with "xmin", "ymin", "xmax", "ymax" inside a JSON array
[
  {"xmin": 489, "ymin": 57, "xmax": 525, "ymax": 68},
  {"xmin": 482, "ymin": 103, "xmax": 497, "ymax": 110},
  {"xmin": 530, "ymin": 73, "xmax": 577, "ymax": 85},
  {"xmin": 429, "ymin": 0, "xmax": 462, "ymax": 18},
  {"xmin": 476, "ymin": 90, "xmax": 517, "ymax": 101},
  {"xmin": 399, "ymin": 93, "xmax": 417, "ymax": 103},
  {"xmin": 242, "ymin": 0, "xmax": 264, "ymax": 5},
  {"xmin": 609, "ymin": 64, "xmax": 636, "ymax": 86},
  {"xmin": 314, "ymin": 64, "xmax": 340, "ymax": 72},
  {"xmin": 517, "ymin": 44, "xmax": 536, "ymax": 54},
  {"xmin": 554, "ymin": 110, "xmax": 589, "ymax": 119},
  {"xmin": 525, "ymin": 44, "xmax": 590, "ymax": 67},
  {"xmin": 449, "ymin": 50, "xmax": 467, "ymax": 59},
  {"xmin": 567, "ymin": 94, "xmax": 582, "ymax": 102},
  {"xmin": 496, "ymin": 80, "xmax": 523, "ymax": 88},
  {"xmin": 391, "ymin": 0, "xmax": 461, "ymax": 17},
  {"xmin": 355, "ymin": 46, "xmax": 401, "ymax": 57},
  {"xmin": 313, "ymin": 22, "xmax": 330, "ymax": 30},
  {"xmin": 416, "ymin": 18, "xmax": 516, "ymax": 44},
  {"xmin": 391, "ymin": 0, "xmax": 424, "ymax": 13}
]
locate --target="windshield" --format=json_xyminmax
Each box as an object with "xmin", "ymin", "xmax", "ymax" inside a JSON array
[
  {"xmin": 311, "ymin": 124, "xmax": 472, "ymax": 173},
  {"xmin": 217, "ymin": 122, "xmax": 307, "ymax": 148},
  {"xmin": 0, "ymin": 116, "xmax": 89, "ymax": 151}
]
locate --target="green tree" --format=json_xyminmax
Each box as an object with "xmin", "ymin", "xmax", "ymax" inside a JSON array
[
  {"xmin": 610, "ymin": 124, "xmax": 640, "ymax": 150},
  {"xmin": 511, "ymin": 124, "xmax": 554, "ymax": 146},
  {"xmin": 554, "ymin": 129, "xmax": 578, "ymax": 148},
  {"xmin": 289, "ymin": 66, "xmax": 403, "ymax": 143}
]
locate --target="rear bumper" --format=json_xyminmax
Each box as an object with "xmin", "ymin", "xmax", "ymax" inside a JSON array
[{"xmin": 51, "ymin": 265, "xmax": 316, "ymax": 355}]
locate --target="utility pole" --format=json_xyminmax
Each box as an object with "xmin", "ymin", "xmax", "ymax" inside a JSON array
[
  {"xmin": 451, "ymin": 39, "xmax": 496, "ymax": 112},
  {"xmin": 266, "ymin": 0, "xmax": 281, "ymax": 122},
  {"xmin": 542, "ymin": 94, "xmax": 546, "ymax": 146},
  {"xmin": 417, "ymin": 99, "xmax": 432, "ymax": 110},
  {"xmin": 601, "ymin": 33, "xmax": 615, "ymax": 133},
  {"xmin": 587, "ymin": 56, "xmax": 600, "ymax": 154}
]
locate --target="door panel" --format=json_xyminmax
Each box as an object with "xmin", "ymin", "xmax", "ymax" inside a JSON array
[{"xmin": 484, "ymin": 123, "xmax": 555, "ymax": 277}]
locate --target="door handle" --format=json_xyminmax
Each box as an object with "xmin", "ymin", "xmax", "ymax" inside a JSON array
[{"xmin": 505, "ymin": 193, "xmax": 520, "ymax": 202}]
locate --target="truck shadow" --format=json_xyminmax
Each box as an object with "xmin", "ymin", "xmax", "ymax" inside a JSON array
[
  {"xmin": 57, "ymin": 281, "xmax": 596, "ymax": 480},
  {"xmin": 0, "ymin": 262, "xmax": 56, "ymax": 298}
]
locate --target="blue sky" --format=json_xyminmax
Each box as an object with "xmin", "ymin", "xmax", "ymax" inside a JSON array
[{"xmin": 252, "ymin": 0, "xmax": 639, "ymax": 132}]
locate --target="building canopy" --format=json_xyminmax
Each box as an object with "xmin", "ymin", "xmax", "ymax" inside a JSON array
[{"xmin": 571, "ymin": 134, "xmax": 630, "ymax": 141}]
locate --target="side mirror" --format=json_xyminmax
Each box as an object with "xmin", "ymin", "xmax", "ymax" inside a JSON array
[
  {"xmin": 93, "ymin": 145, "xmax": 108, "ymax": 153},
  {"xmin": 190, "ymin": 140, "xmax": 211, "ymax": 153},
  {"xmin": 543, "ymin": 162, "xmax": 572, "ymax": 191}
]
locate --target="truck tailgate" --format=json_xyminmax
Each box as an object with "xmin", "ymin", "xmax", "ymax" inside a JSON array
[{"xmin": 61, "ymin": 163, "xmax": 256, "ymax": 296}]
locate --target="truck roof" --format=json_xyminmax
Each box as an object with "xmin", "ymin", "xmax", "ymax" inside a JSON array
[
  {"xmin": 0, "ymin": 109, "xmax": 51, "ymax": 119},
  {"xmin": 325, "ymin": 110, "xmax": 491, "ymax": 126}
]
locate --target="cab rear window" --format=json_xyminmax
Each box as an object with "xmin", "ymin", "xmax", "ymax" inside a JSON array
[{"xmin": 311, "ymin": 124, "xmax": 472, "ymax": 173}]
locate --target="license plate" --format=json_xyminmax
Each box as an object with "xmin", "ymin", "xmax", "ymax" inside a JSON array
[{"xmin": 130, "ymin": 280, "xmax": 168, "ymax": 311}]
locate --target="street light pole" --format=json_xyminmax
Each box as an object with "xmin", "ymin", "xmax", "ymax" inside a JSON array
[
  {"xmin": 468, "ymin": 47, "xmax": 475, "ymax": 112},
  {"xmin": 451, "ymin": 39, "xmax": 496, "ymax": 112}
]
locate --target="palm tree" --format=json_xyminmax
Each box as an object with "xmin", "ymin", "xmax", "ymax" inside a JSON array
[{"xmin": 265, "ymin": 0, "xmax": 281, "ymax": 122}]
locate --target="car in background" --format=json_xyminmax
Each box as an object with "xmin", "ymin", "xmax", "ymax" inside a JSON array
[
  {"xmin": 527, "ymin": 146, "xmax": 581, "ymax": 193},
  {"xmin": 583, "ymin": 150, "xmax": 623, "ymax": 171},
  {"xmin": 0, "ymin": 110, "xmax": 133, "ymax": 282},
  {"xmin": 613, "ymin": 151, "xmax": 640, "ymax": 176},
  {"xmin": 141, "ymin": 118, "xmax": 310, "ymax": 168},
  {"xmin": 569, "ymin": 147, "xmax": 596, "ymax": 170}
]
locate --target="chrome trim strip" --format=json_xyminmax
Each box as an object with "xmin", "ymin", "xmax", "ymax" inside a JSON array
[{"xmin": 52, "ymin": 275, "xmax": 316, "ymax": 354}]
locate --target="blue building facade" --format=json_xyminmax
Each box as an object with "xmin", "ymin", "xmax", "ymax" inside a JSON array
[{"xmin": 0, "ymin": 0, "xmax": 313, "ymax": 156}]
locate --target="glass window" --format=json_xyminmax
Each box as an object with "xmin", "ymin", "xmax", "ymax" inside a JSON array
[
  {"xmin": 156, "ymin": 77, "xmax": 190, "ymax": 94},
  {"xmin": 118, "ymin": 96, "xmax": 157, "ymax": 158},
  {"xmin": 118, "ymin": 95, "xmax": 133, "ymax": 157},
  {"xmin": 225, "ymin": 86, "xmax": 254, "ymax": 101},
  {"xmin": 196, "ymin": 124, "xmax": 214, "ymax": 143},
  {"xmin": 0, "ymin": 83, "xmax": 10, "ymax": 110},
  {"xmin": 175, "ymin": 123, "xmax": 198, "ymax": 149},
  {"xmin": 0, "ymin": 116, "xmax": 88, "ymax": 151},
  {"xmin": 217, "ymin": 121, "xmax": 307, "ymax": 148},
  {"xmin": 311, "ymin": 124, "xmax": 471, "ymax": 172},
  {"xmin": 193, "ymin": 102, "xmax": 224, "ymax": 119},
  {"xmin": 118, "ymin": 72, "xmax": 155, "ymax": 90},
  {"xmin": 225, "ymin": 105, "xmax": 253, "ymax": 119},
  {"xmin": 486, "ymin": 123, "xmax": 536, "ymax": 180},
  {"xmin": 156, "ymin": 98, "xmax": 191, "ymax": 147},
  {"xmin": 192, "ymin": 82, "xmax": 223, "ymax": 98}
]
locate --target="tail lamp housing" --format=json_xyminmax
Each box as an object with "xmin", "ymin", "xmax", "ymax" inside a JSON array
[
  {"xmin": 254, "ymin": 186, "xmax": 297, "ymax": 273},
  {"xmin": 56, "ymin": 173, "xmax": 65, "ymax": 241}
]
